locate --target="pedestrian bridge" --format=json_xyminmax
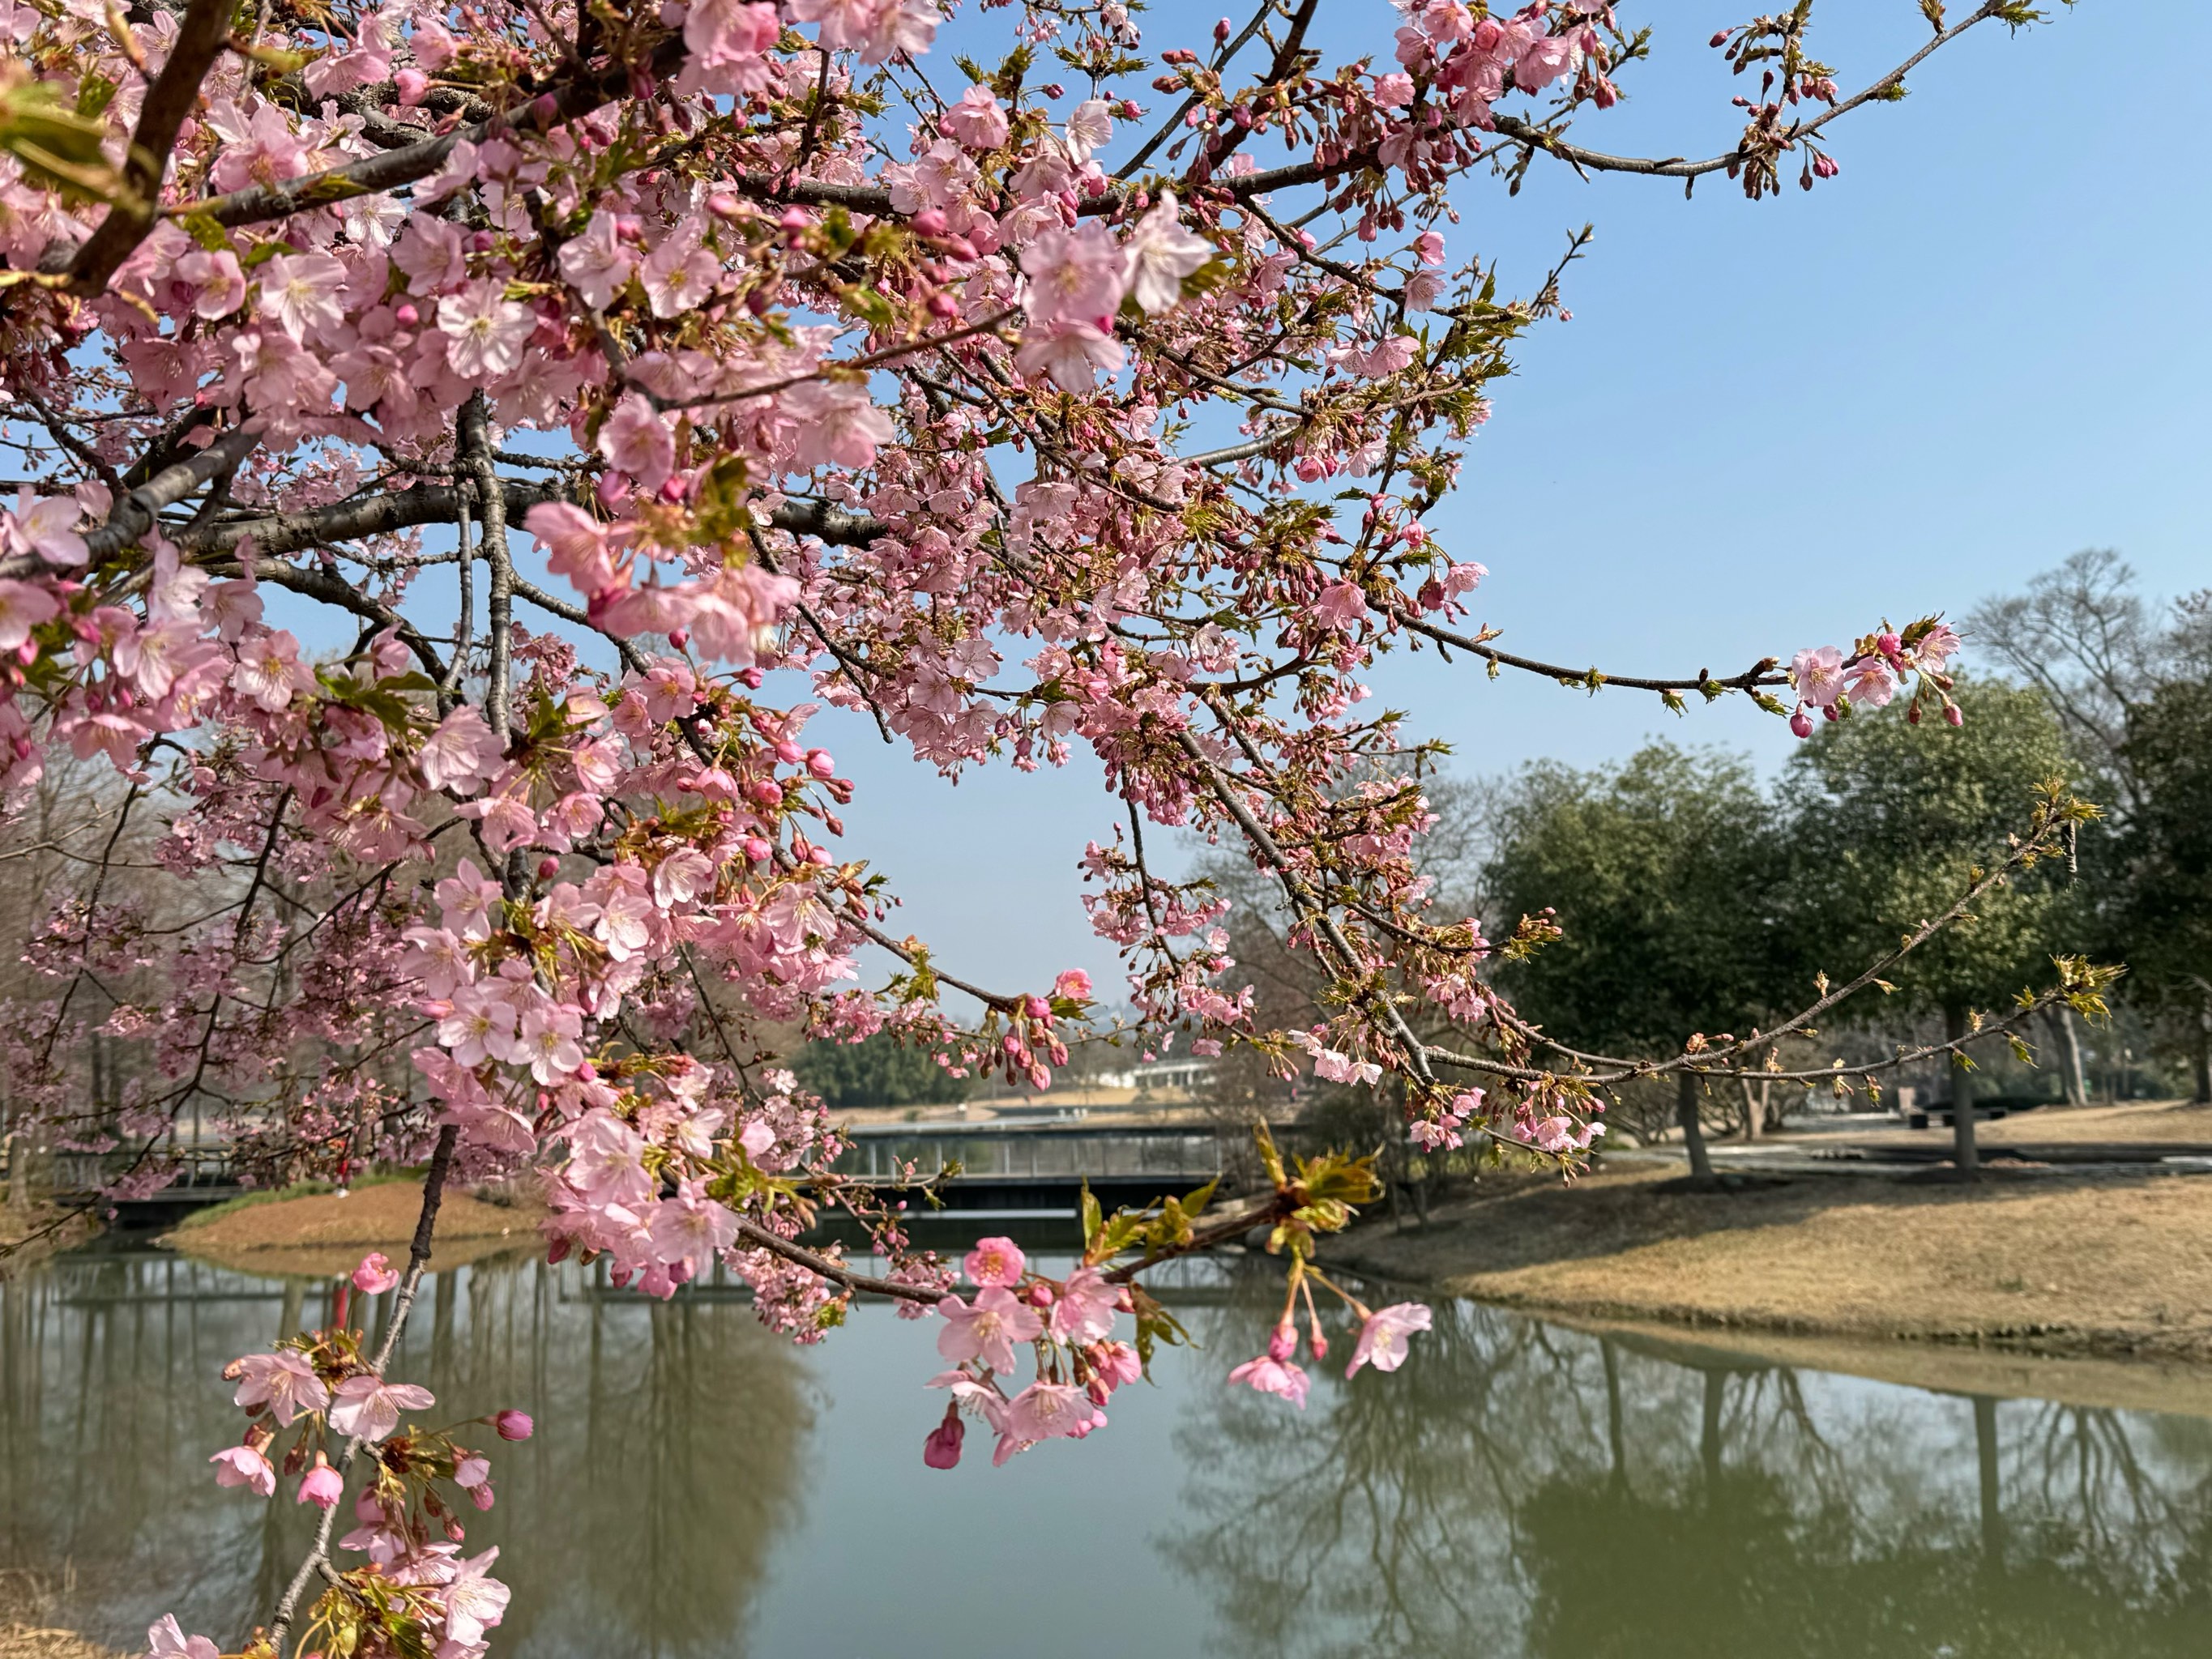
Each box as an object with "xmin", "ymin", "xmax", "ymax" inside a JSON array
[
  {"xmin": 831, "ymin": 1122, "xmax": 1228, "ymax": 1217},
  {"xmin": 31, "ymin": 1123, "xmax": 1234, "ymax": 1226}
]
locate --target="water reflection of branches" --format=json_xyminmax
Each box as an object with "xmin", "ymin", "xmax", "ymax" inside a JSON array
[
  {"xmin": 1159, "ymin": 1273, "xmax": 2212, "ymax": 1659},
  {"xmin": 0, "ymin": 1252, "xmax": 812, "ymax": 1659}
]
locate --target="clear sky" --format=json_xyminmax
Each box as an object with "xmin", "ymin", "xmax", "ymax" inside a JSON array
[{"xmin": 815, "ymin": 0, "xmax": 2212, "ymax": 1002}]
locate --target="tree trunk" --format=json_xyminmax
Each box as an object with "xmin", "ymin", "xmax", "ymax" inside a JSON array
[
  {"xmin": 1736, "ymin": 1076, "xmax": 1770, "ymax": 1141},
  {"xmin": 1602, "ymin": 1339, "xmax": 1627, "ymax": 1491},
  {"xmin": 2044, "ymin": 1005, "xmax": 2087, "ymax": 1107},
  {"xmin": 1974, "ymin": 1394, "xmax": 2003, "ymax": 1573},
  {"xmin": 2196, "ymin": 995, "xmax": 2212, "ymax": 1106},
  {"xmin": 1677, "ymin": 1072, "xmax": 1715, "ymax": 1184},
  {"xmin": 1700, "ymin": 1369, "xmax": 1725, "ymax": 1492},
  {"xmin": 1946, "ymin": 1003, "xmax": 1980, "ymax": 1180}
]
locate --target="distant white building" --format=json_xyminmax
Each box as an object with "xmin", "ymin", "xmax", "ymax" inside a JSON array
[{"xmin": 1094, "ymin": 1057, "xmax": 1217, "ymax": 1095}]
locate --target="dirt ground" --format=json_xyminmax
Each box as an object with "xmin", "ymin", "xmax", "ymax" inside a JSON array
[
  {"xmin": 1797, "ymin": 1096, "xmax": 2212, "ymax": 1150},
  {"xmin": 1322, "ymin": 1154, "xmax": 2212, "ymax": 1373},
  {"xmin": 169, "ymin": 1179, "xmax": 543, "ymax": 1278}
]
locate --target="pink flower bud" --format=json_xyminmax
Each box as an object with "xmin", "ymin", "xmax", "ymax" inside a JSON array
[
  {"xmin": 1267, "ymin": 1320, "xmax": 1298, "ymax": 1362},
  {"xmin": 923, "ymin": 1405, "xmax": 964, "ymax": 1469},
  {"xmin": 395, "ymin": 68, "xmax": 429, "ymax": 105},
  {"xmin": 1944, "ymin": 703, "xmax": 1964, "ymax": 727},
  {"xmin": 532, "ymin": 92, "xmax": 560, "ymax": 126},
  {"xmin": 806, "ymin": 748, "xmax": 835, "ymax": 778},
  {"xmin": 393, "ymin": 301, "xmax": 420, "ymax": 327},
  {"xmin": 707, "ymin": 191, "xmax": 741, "ymax": 218},
  {"xmin": 1028, "ymin": 1282, "xmax": 1054, "ymax": 1307},
  {"xmin": 536, "ymin": 855, "xmax": 560, "ymax": 880},
  {"xmin": 494, "ymin": 1410, "xmax": 534, "ymax": 1441},
  {"xmin": 1789, "ymin": 709, "xmax": 1813, "ymax": 740},
  {"xmin": 911, "ymin": 208, "xmax": 949, "ymax": 236},
  {"xmin": 469, "ymin": 229, "xmax": 494, "ymax": 253},
  {"xmin": 1213, "ymin": 16, "xmax": 1231, "ymax": 42}
]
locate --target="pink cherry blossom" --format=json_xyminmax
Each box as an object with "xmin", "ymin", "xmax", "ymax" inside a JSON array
[
  {"xmin": 352, "ymin": 1252, "xmax": 401, "ymax": 1295},
  {"xmin": 963, "ymin": 1235, "xmax": 1026, "ymax": 1286},
  {"xmin": 936, "ymin": 1286, "xmax": 1044, "ymax": 1372},
  {"xmin": 211, "ymin": 1444, "xmax": 276, "ymax": 1496},
  {"xmin": 298, "ymin": 1458, "xmax": 345, "ymax": 1509},
  {"xmin": 1346, "ymin": 1302, "xmax": 1433, "ymax": 1377},
  {"xmin": 1791, "ymin": 645, "xmax": 1849, "ymax": 709},
  {"xmin": 942, "ymin": 84, "xmax": 1010, "ymax": 149},
  {"xmin": 1047, "ymin": 1266, "xmax": 1119, "ymax": 1345},
  {"xmin": 419, "ymin": 706, "xmax": 503, "ymax": 790},
  {"xmin": 328, "ymin": 1375, "xmax": 437, "ymax": 1442},
  {"xmin": 1005, "ymin": 1380, "xmax": 1103, "ymax": 1444},
  {"xmin": 229, "ymin": 1351, "xmax": 331, "ymax": 1424},
  {"xmin": 441, "ymin": 1548, "xmax": 512, "ymax": 1645},
  {"xmin": 1123, "ymin": 192, "xmax": 1215, "ymax": 315},
  {"xmin": 143, "ymin": 1616, "xmax": 220, "ymax": 1659},
  {"xmin": 0, "ymin": 579, "xmax": 60, "ymax": 649},
  {"xmin": 4, "ymin": 496, "xmax": 88, "ymax": 567},
  {"xmin": 1227, "ymin": 1353, "xmax": 1311, "ymax": 1409},
  {"xmin": 438, "ymin": 280, "xmax": 535, "ymax": 379}
]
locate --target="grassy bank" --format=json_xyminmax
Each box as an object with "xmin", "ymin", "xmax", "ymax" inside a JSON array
[
  {"xmin": 166, "ymin": 1177, "xmax": 545, "ymax": 1278},
  {"xmin": 1322, "ymin": 1158, "xmax": 2212, "ymax": 1369}
]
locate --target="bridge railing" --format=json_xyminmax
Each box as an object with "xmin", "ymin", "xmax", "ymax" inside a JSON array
[{"xmin": 831, "ymin": 1125, "xmax": 1226, "ymax": 1185}]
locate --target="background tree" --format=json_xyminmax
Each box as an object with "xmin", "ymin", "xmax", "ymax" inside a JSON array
[
  {"xmin": 792, "ymin": 1032, "xmax": 972, "ymax": 1111},
  {"xmin": 1973, "ymin": 552, "xmax": 2212, "ymax": 1095},
  {"xmin": 1484, "ymin": 745, "xmax": 1785, "ymax": 1184},
  {"xmin": 1785, "ymin": 679, "xmax": 2082, "ymax": 1176},
  {"xmin": 2109, "ymin": 682, "xmax": 2212, "ymax": 1101}
]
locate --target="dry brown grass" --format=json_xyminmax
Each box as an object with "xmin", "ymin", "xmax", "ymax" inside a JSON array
[
  {"xmin": 167, "ymin": 1178, "xmax": 544, "ymax": 1278},
  {"xmin": 0, "ymin": 1572, "xmax": 114, "ymax": 1659},
  {"xmin": 1325, "ymin": 1160, "xmax": 2212, "ymax": 1367}
]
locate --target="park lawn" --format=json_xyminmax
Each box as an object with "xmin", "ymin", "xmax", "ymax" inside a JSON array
[
  {"xmin": 166, "ymin": 1177, "xmax": 544, "ymax": 1279},
  {"xmin": 1322, "ymin": 1154, "xmax": 2212, "ymax": 1369}
]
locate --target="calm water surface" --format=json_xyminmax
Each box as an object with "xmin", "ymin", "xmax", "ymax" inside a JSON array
[{"xmin": 4, "ymin": 1241, "xmax": 2211, "ymax": 1657}]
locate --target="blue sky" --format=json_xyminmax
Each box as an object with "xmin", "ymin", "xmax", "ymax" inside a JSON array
[{"xmin": 817, "ymin": 0, "xmax": 2212, "ymax": 1001}]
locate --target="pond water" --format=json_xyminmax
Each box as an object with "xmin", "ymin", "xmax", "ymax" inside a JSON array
[{"xmin": 5, "ymin": 1239, "xmax": 2211, "ymax": 1658}]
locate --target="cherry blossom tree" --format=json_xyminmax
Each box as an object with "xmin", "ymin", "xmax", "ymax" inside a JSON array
[{"xmin": 0, "ymin": 0, "xmax": 2114, "ymax": 1651}]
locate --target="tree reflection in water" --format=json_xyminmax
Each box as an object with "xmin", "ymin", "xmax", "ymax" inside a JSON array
[
  {"xmin": 0, "ymin": 1249, "xmax": 809, "ymax": 1659},
  {"xmin": 1162, "ymin": 1262, "xmax": 2212, "ymax": 1659}
]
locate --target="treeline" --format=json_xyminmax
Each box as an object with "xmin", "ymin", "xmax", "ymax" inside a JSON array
[{"xmin": 1207, "ymin": 552, "xmax": 2212, "ymax": 1175}]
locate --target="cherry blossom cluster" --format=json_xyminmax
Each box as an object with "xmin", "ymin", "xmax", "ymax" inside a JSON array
[
  {"xmin": 924, "ymin": 1234, "xmax": 1139, "ymax": 1466},
  {"xmin": 190, "ymin": 1254, "xmax": 533, "ymax": 1659},
  {"xmin": 1787, "ymin": 618, "xmax": 1962, "ymax": 737}
]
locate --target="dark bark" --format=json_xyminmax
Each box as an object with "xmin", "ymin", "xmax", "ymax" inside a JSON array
[
  {"xmin": 1974, "ymin": 1394, "xmax": 2004, "ymax": 1572},
  {"xmin": 2195, "ymin": 996, "xmax": 2211, "ymax": 1105},
  {"xmin": 1946, "ymin": 1003, "xmax": 1981, "ymax": 1179},
  {"xmin": 1676, "ymin": 1070, "xmax": 1715, "ymax": 1184}
]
